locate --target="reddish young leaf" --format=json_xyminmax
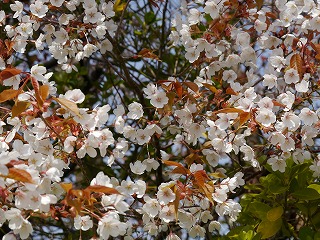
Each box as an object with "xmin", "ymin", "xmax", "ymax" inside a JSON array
[
  {"xmin": 6, "ymin": 159, "xmax": 26, "ymax": 167},
  {"xmin": 215, "ymin": 108, "xmax": 244, "ymax": 114},
  {"xmin": 171, "ymin": 166, "xmax": 190, "ymax": 175},
  {"xmin": 226, "ymin": 87, "xmax": 238, "ymax": 95},
  {"xmin": 70, "ymin": 189, "xmax": 84, "ymax": 199},
  {"xmin": 203, "ymin": 182, "xmax": 215, "ymax": 203},
  {"xmin": 60, "ymin": 186, "xmax": 85, "ymax": 215},
  {"xmin": 163, "ymin": 92, "xmax": 175, "ymax": 112},
  {"xmin": 290, "ymin": 53, "xmax": 304, "ymax": 77},
  {"xmin": 0, "ymin": 68, "xmax": 21, "ymax": 82},
  {"xmin": 149, "ymin": 0, "xmax": 159, "ymax": 8},
  {"xmin": 6, "ymin": 168, "xmax": 34, "ymax": 183},
  {"xmin": 235, "ymin": 111, "xmax": 251, "ymax": 129},
  {"xmin": 12, "ymin": 101, "xmax": 30, "ymax": 118},
  {"xmin": 255, "ymin": 0, "xmax": 263, "ymax": 9},
  {"xmin": 202, "ymin": 83, "xmax": 217, "ymax": 94},
  {"xmin": 0, "ymin": 40, "xmax": 14, "ymax": 60},
  {"xmin": 35, "ymin": 85, "xmax": 49, "ymax": 108},
  {"xmin": 39, "ymin": 85, "xmax": 50, "ymax": 101},
  {"xmin": 53, "ymin": 97, "xmax": 81, "ymax": 117},
  {"xmin": 173, "ymin": 185, "xmax": 182, "ymax": 219},
  {"xmin": 60, "ymin": 183, "xmax": 73, "ymax": 193},
  {"xmin": 291, "ymin": 38, "xmax": 300, "ymax": 51},
  {"xmin": 81, "ymin": 189, "xmax": 95, "ymax": 206},
  {"xmin": 174, "ymin": 81, "xmax": 183, "ymax": 99},
  {"xmin": 82, "ymin": 185, "xmax": 120, "ymax": 206},
  {"xmin": 183, "ymin": 81, "xmax": 199, "ymax": 93},
  {"xmin": 272, "ymin": 100, "xmax": 286, "ymax": 108},
  {"xmin": 4, "ymin": 39, "xmax": 14, "ymax": 52},
  {"xmin": 65, "ymin": 191, "xmax": 82, "ymax": 215},
  {"xmin": 265, "ymin": 12, "xmax": 278, "ymax": 19},
  {"xmin": 310, "ymin": 42, "xmax": 320, "ymax": 54},
  {"xmin": 137, "ymin": 48, "xmax": 161, "ymax": 61},
  {"xmin": 163, "ymin": 160, "xmax": 185, "ymax": 168},
  {"xmin": 185, "ymin": 153, "xmax": 201, "ymax": 166},
  {"xmin": 0, "ymin": 89, "xmax": 19, "ymax": 103},
  {"xmin": 157, "ymin": 79, "xmax": 174, "ymax": 84},
  {"xmin": 85, "ymin": 185, "xmax": 120, "ymax": 195},
  {"xmin": 193, "ymin": 170, "xmax": 209, "ymax": 189}
]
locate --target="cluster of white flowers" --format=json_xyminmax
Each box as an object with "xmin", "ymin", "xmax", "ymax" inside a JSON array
[
  {"xmin": 2, "ymin": 0, "xmax": 115, "ymax": 73},
  {"xmin": 169, "ymin": 0, "xmax": 320, "ymax": 175},
  {"xmin": 1, "ymin": 0, "xmax": 320, "ymax": 239},
  {"xmin": 0, "ymin": 65, "xmax": 246, "ymax": 238}
]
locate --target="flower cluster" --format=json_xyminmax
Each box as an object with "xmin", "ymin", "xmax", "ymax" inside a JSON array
[
  {"xmin": 169, "ymin": 0, "xmax": 320, "ymax": 175},
  {"xmin": 1, "ymin": 0, "xmax": 320, "ymax": 239},
  {"xmin": 3, "ymin": 0, "xmax": 115, "ymax": 72}
]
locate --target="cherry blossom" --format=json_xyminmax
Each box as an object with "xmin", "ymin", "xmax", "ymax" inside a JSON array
[
  {"xmin": 150, "ymin": 91, "xmax": 169, "ymax": 108},
  {"xmin": 268, "ymin": 157, "xmax": 287, "ymax": 173},
  {"xmin": 130, "ymin": 161, "xmax": 147, "ymax": 175},
  {"xmin": 127, "ymin": 102, "xmax": 144, "ymax": 119},
  {"xmin": 0, "ymin": 0, "xmax": 320, "ymax": 238},
  {"xmin": 30, "ymin": 1, "xmax": 48, "ymax": 18}
]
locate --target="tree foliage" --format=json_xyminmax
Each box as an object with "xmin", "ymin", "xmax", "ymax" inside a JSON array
[{"xmin": 1, "ymin": 0, "xmax": 320, "ymax": 239}]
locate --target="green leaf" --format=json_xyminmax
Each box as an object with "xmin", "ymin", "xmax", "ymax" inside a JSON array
[
  {"xmin": 290, "ymin": 163, "xmax": 309, "ymax": 179},
  {"xmin": 308, "ymin": 184, "xmax": 320, "ymax": 194},
  {"xmin": 227, "ymin": 225, "xmax": 255, "ymax": 239},
  {"xmin": 244, "ymin": 184, "xmax": 263, "ymax": 191},
  {"xmin": 244, "ymin": 230, "xmax": 255, "ymax": 239},
  {"xmin": 269, "ymin": 184, "xmax": 287, "ymax": 194},
  {"xmin": 267, "ymin": 206, "xmax": 283, "ymax": 221},
  {"xmin": 312, "ymin": 212, "xmax": 320, "ymax": 228},
  {"xmin": 260, "ymin": 173, "xmax": 287, "ymax": 194},
  {"xmin": 309, "ymin": 201, "xmax": 319, "ymax": 215},
  {"xmin": 281, "ymin": 222, "xmax": 295, "ymax": 238},
  {"xmin": 236, "ymin": 230, "xmax": 255, "ymax": 240},
  {"xmin": 298, "ymin": 227, "xmax": 314, "ymax": 240},
  {"xmin": 286, "ymin": 156, "xmax": 295, "ymax": 169},
  {"xmin": 292, "ymin": 188, "xmax": 320, "ymax": 200},
  {"xmin": 296, "ymin": 167, "xmax": 313, "ymax": 188},
  {"xmin": 252, "ymin": 233, "xmax": 262, "ymax": 240},
  {"xmin": 257, "ymin": 218, "xmax": 282, "ymax": 239},
  {"xmin": 67, "ymin": 233, "xmax": 73, "ymax": 240},
  {"xmin": 144, "ymin": 12, "xmax": 156, "ymax": 24},
  {"xmin": 314, "ymin": 232, "xmax": 320, "ymax": 239},
  {"xmin": 289, "ymin": 178, "xmax": 299, "ymax": 193},
  {"xmin": 247, "ymin": 201, "xmax": 271, "ymax": 220},
  {"xmin": 114, "ymin": 0, "xmax": 126, "ymax": 12},
  {"xmin": 134, "ymin": 30, "xmax": 142, "ymax": 35},
  {"xmin": 296, "ymin": 203, "xmax": 308, "ymax": 215}
]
